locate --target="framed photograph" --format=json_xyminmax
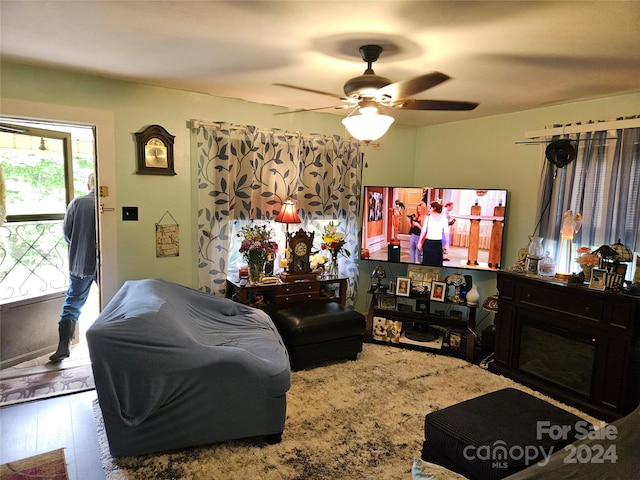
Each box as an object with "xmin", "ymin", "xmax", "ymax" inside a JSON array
[
  {"xmin": 388, "ymin": 281, "xmax": 396, "ymax": 294},
  {"xmin": 396, "ymin": 277, "xmax": 411, "ymax": 297},
  {"xmin": 407, "ymin": 265, "xmax": 425, "ymax": 286},
  {"xmin": 430, "ymin": 281, "xmax": 447, "ymax": 302},
  {"xmin": 377, "ymin": 295, "xmax": 397, "ymax": 310},
  {"xmin": 406, "ymin": 265, "xmax": 441, "ymax": 286},
  {"xmin": 614, "ymin": 263, "xmax": 627, "ymax": 277},
  {"xmin": 371, "ymin": 317, "xmax": 402, "ymax": 343},
  {"xmin": 589, "ymin": 268, "xmax": 607, "ymax": 291},
  {"xmin": 423, "ymin": 266, "xmax": 442, "ymax": 284}
]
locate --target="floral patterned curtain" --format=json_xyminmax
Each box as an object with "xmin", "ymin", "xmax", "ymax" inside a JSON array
[{"xmin": 193, "ymin": 122, "xmax": 363, "ymax": 304}]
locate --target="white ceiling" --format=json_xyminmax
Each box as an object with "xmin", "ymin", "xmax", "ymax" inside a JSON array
[{"xmin": 1, "ymin": 1, "xmax": 639, "ymax": 127}]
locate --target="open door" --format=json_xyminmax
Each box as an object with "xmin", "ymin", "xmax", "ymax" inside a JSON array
[{"xmin": 0, "ymin": 121, "xmax": 97, "ymax": 368}]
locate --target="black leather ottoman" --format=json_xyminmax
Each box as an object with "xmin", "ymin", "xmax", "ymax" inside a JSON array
[
  {"xmin": 422, "ymin": 388, "xmax": 592, "ymax": 480},
  {"xmin": 270, "ymin": 302, "xmax": 365, "ymax": 370}
]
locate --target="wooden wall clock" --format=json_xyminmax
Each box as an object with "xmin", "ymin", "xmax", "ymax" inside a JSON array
[
  {"xmin": 281, "ymin": 229, "xmax": 318, "ymax": 282},
  {"xmin": 135, "ymin": 124, "xmax": 176, "ymax": 176}
]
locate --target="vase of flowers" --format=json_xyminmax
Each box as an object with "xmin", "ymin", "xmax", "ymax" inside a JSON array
[
  {"xmin": 238, "ymin": 223, "xmax": 279, "ymax": 284},
  {"xmin": 576, "ymin": 248, "xmax": 599, "ymax": 283},
  {"xmin": 446, "ymin": 273, "xmax": 466, "ymax": 304},
  {"xmin": 321, "ymin": 221, "xmax": 350, "ymax": 278},
  {"xmin": 310, "ymin": 252, "xmax": 328, "ymax": 279}
]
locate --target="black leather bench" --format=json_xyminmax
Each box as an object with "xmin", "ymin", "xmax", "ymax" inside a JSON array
[
  {"xmin": 270, "ymin": 302, "xmax": 366, "ymax": 370},
  {"xmin": 422, "ymin": 388, "xmax": 592, "ymax": 480}
]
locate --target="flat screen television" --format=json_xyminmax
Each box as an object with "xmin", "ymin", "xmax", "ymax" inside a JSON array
[{"xmin": 361, "ymin": 186, "xmax": 508, "ymax": 272}]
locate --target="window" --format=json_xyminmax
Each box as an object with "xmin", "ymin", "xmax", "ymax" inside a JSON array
[
  {"xmin": 0, "ymin": 120, "xmax": 95, "ymax": 300},
  {"xmin": 535, "ymin": 120, "xmax": 640, "ymax": 278}
]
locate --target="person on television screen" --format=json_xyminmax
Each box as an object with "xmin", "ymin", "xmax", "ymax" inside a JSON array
[
  {"xmin": 409, "ymin": 201, "xmax": 428, "ymax": 263},
  {"xmin": 443, "ymin": 201, "xmax": 455, "ymax": 261},
  {"xmin": 418, "ymin": 201, "xmax": 449, "ymax": 267}
]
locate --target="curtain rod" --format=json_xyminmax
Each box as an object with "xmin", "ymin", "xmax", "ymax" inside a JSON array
[
  {"xmin": 189, "ymin": 119, "xmax": 338, "ymax": 140},
  {"xmin": 515, "ymin": 138, "xmax": 617, "ymax": 145},
  {"xmin": 524, "ymin": 117, "xmax": 640, "ymax": 138}
]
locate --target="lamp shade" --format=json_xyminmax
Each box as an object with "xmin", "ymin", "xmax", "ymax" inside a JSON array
[
  {"xmin": 592, "ymin": 244, "xmax": 619, "ymax": 259},
  {"xmin": 610, "ymin": 239, "xmax": 633, "ymax": 262},
  {"xmin": 482, "ymin": 294, "xmax": 499, "ymax": 313},
  {"xmin": 342, "ymin": 112, "xmax": 394, "ymax": 142},
  {"xmin": 275, "ymin": 198, "xmax": 301, "ymax": 224}
]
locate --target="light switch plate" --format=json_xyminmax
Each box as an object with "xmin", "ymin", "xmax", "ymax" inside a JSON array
[{"xmin": 122, "ymin": 206, "xmax": 138, "ymax": 221}]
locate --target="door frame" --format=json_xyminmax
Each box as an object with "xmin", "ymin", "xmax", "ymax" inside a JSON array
[{"xmin": 1, "ymin": 98, "xmax": 118, "ymax": 305}]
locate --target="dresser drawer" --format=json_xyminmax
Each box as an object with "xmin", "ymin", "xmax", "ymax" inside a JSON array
[
  {"xmin": 275, "ymin": 283, "xmax": 318, "ymax": 295},
  {"xmin": 275, "ymin": 291, "xmax": 320, "ymax": 304},
  {"xmin": 519, "ymin": 283, "xmax": 604, "ymax": 322},
  {"xmin": 275, "ymin": 282, "xmax": 319, "ymax": 304}
]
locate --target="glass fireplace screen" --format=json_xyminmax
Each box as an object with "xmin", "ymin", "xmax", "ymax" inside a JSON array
[{"xmin": 518, "ymin": 320, "xmax": 596, "ymax": 397}]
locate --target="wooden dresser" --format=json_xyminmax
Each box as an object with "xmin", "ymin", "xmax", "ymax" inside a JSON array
[{"xmin": 226, "ymin": 277, "xmax": 346, "ymax": 310}]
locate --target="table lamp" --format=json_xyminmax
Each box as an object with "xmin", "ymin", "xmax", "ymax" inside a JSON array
[{"xmin": 275, "ymin": 198, "xmax": 301, "ymax": 266}]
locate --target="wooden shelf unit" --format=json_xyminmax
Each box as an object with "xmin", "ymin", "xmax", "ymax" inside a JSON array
[{"xmin": 365, "ymin": 289, "xmax": 478, "ymax": 362}]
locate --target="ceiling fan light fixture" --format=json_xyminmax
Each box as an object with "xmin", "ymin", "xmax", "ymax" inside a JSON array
[{"xmin": 342, "ymin": 111, "xmax": 394, "ymax": 143}]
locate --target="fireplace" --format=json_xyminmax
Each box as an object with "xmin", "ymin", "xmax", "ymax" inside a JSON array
[
  {"xmin": 518, "ymin": 316, "xmax": 596, "ymax": 397},
  {"xmin": 491, "ymin": 271, "xmax": 640, "ymax": 421}
]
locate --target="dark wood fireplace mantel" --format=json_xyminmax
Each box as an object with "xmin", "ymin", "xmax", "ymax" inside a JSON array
[{"xmin": 490, "ymin": 271, "xmax": 640, "ymax": 421}]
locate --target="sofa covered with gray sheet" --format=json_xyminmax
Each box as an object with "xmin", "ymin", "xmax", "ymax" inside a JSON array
[{"xmin": 87, "ymin": 278, "xmax": 291, "ymax": 457}]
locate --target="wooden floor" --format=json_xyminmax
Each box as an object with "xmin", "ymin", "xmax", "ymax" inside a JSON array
[
  {"xmin": 1, "ymin": 286, "xmax": 104, "ymax": 479},
  {"xmin": 0, "ymin": 389, "xmax": 105, "ymax": 480}
]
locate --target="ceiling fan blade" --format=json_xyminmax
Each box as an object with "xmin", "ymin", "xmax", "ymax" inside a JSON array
[
  {"xmin": 390, "ymin": 98, "xmax": 479, "ymax": 111},
  {"xmin": 273, "ymin": 83, "xmax": 345, "ymax": 100},
  {"xmin": 377, "ymin": 72, "xmax": 450, "ymax": 100},
  {"xmin": 273, "ymin": 104, "xmax": 351, "ymax": 115}
]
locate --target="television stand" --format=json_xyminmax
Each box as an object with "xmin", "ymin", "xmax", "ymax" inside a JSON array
[{"xmin": 365, "ymin": 289, "xmax": 478, "ymax": 363}]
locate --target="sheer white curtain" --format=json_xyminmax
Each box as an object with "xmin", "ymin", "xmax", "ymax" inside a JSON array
[
  {"xmin": 535, "ymin": 117, "xmax": 640, "ymax": 275},
  {"xmin": 192, "ymin": 122, "xmax": 363, "ymax": 303}
]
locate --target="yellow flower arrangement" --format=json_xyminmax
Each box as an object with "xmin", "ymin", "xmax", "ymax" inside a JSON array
[{"xmin": 321, "ymin": 221, "xmax": 350, "ymax": 259}]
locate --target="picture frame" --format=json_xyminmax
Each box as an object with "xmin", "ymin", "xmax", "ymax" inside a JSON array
[
  {"xmin": 407, "ymin": 265, "xmax": 426, "ymax": 286},
  {"xmin": 396, "ymin": 277, "xmax": 411, "ymax": 297},
  {"xmin": 614, "ymin": 263, "xmax": 627, "ymax": 277},
  {"xmin": 589, "ymin": 268, "xmax": 607, "ymax": 291},
  {"xmin": 423, "ymin": 267, "xmax": 442, "ymax": 285},
  {"xmin": 406, "ymin": 265, "xmax": 441, "ymax": 286},
  {"xmin": 430, "ymin": 280, "xmax": 447, "ymax": 302},
  {"xmin": 377, "ymin": 295, "xmax": 397, "ymax": 310}
]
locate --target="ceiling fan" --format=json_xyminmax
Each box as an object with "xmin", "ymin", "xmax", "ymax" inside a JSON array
[{"xmin": 274, "ymin": 44, "xmax": 479, "ymax": 117}]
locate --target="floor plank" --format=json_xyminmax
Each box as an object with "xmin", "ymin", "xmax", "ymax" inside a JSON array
[
  {"xmin": 0, "ymin": 390, "xmax": 104, "ymax": 480},
  {"xmin": 1, "ymin": 284, "xmax": 103, "ymax": 479}
]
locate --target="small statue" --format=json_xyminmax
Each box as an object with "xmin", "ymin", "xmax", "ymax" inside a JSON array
[
  {"xmin": 507, "ymin": 237, "xmax": 531, "ymax": 273},
  {"xmin": 560, "ymin": 210, "xmax": 582, "ymax": 240}
]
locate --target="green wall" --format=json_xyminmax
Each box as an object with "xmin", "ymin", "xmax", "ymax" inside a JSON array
[
  {"xmin": 0, "ymin": 61, "xmax": 415, "ymax": 301},
  {"xmin": 2, "ymin": 61, "xmax": 638, "ymax": 316},
  {"xmin": 402, "ymin": 93, "xmax": 640, "ymax": 316}
]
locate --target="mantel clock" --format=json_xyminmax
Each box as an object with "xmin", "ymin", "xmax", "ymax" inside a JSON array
[{"xmin": 281, "ymin": 229, "xmax": 318, "ymax": 282}]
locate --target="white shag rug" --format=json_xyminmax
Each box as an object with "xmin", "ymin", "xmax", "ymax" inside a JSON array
[{"xmin": 94, "ymin": 343, "xmax": 598, "ymax": 480}]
